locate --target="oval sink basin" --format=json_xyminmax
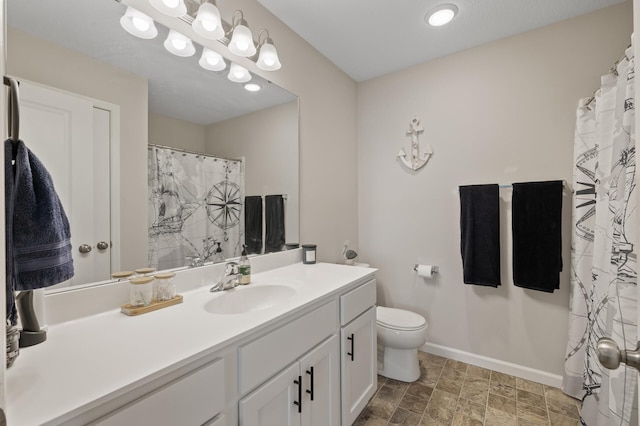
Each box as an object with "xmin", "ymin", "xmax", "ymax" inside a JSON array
[{"xmin": 204, "ymin": 285, "xmax": 296, "ymax": 315}]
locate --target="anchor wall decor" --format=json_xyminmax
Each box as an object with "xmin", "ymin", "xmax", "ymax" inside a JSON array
[{"xmin": 397, "ymin": 116, "xmax": 433, "ymax": 171}]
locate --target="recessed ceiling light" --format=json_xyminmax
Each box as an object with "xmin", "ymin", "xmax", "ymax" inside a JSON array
[
  {"xmin": 244, "ymin": 83, "xmax": 262, "ymax": 92},
  {"xmin": 426, "ymin": 4, "xmax": 458, "ymax": 27}
]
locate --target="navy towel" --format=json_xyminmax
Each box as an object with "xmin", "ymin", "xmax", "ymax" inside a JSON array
[
  {"xmin": 5, "ymin": 140, "xmax": 74, "ymax": 324},
  {"xmin": 459, "ymin": 184, "xmax": 501, "ymax": 287},
  {"xmin": 512, "ymin": 181, "xmax": 563, "ymax": 293},
  {"xmin": 244, "ymin": 195, "xmax": 263, "ymax": 254},
  {"xmin": 265, "ymin": 195, "xmax": 285, "ymax": 253}
]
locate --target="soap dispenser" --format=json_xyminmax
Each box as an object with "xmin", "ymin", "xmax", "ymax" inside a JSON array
[
  {"xmin": 213, "ymin": 242, "xmax": 225, "ymax": 263},
  {"xmin": 238, "ymin": 245, "xmax": 251, "ymax": 285}
]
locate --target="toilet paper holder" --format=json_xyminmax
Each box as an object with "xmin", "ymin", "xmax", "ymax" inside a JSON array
[{"xmin": 414, "ymin": 264, "xmax": 438, "ymax": 274}]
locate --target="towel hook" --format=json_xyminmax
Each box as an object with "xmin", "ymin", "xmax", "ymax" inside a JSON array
[{"xmin": 3, "ymin": 76, "xmax": 20, "ymax": 142}]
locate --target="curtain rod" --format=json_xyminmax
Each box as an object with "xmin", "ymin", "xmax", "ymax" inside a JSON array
[{"xmin": 148, "ymin": 143, "xmax": 242, "ymax": 163}]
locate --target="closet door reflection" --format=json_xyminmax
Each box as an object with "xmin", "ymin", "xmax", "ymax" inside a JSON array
[{"xmin": 20, "ymin": 81, "xmax": 116, "ymax": 287}]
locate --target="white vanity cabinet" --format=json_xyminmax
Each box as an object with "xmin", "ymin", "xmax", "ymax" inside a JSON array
[
  {"xmin": 6, "ymin": 262, "xmax": 378, "ymax": 426},
  {"xmin": 93, "ymin": 357, "xmax": 227, "ymax": 426},
  {"xmin": 339, "ymin": 280, "xmax": 377, "ymax": 426},
  {"xmin": 238, "ymin": 300, "xmax": 340, "ymax": 425},
  {"xmin": 239, "ymin": 334, "xmax": 340, "ymax": 426}
]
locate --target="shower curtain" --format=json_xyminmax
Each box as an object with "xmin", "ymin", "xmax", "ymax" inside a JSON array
[
  {"xmin": 563, "ymin": 45, "xmax": 637, "ymax": 425},
  {"xmin": 148, "ymin": 146, "xmax": 245, "ymax": 270}
]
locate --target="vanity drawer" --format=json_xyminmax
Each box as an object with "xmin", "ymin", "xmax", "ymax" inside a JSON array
[
  {"xmin": 238, "ymin": 300, "xmax": 338, "ymax": 394},
  {"xmin": 95, "ymin": 358, "xmax": 225, "ymax": 426},
  {"xmin": 340, "ymin": 279, "xmax": 376, "ymax": 326}
]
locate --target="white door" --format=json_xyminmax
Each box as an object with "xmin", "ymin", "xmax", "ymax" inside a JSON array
[
  {"xmin": 341, "ymin": 307, "xmax": 377, "ymax": 426},
  {"xmin": 299, "ymin": 334, "xmax": 340, "ymax": 426},
  {"xmin": 1, "ymin": 0, "xmax": 7, "ymax": 418},
  {"xmin": 239, "ymin": 362, "xmax": 302, "ymax": 426},
  {"xmin": 18, "ymin": 81, "xmax": 112, "ymax": 287}
]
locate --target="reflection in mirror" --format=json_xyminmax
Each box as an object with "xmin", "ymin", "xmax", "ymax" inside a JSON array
[{"xmin": 7, "ymin": 0, "xmax": 299, "ymax": 290}]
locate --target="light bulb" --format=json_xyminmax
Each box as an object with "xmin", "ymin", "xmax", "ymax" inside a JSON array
[
  {"xmin": 192, "ymin": 3, "xmax": 224, "ymax": 40},
  {"xmin": 199, "ymin": 48, "xmax": 226, "ymax": 71},
  {"xmin": 164, "ymin": 30, "xmax": 195, "ymax": 57},
  {"xmin": 202, "ymin": 20, "xmax": 217, "ymax": 32},
  {"xmin": 120, "ymin": 7, "xmax": 157, "ymax": 39},
  {"xmin": 256, "ymin": 41, "xmax": 281, "ymax": 71},
  {"xmin": 236, "ymin": 41, "xmax": 249, "ymax": 52},
  {"xmin": 228, "ymin": 63, "xmax": 251, "ymax": 83},
  {"xmin": 172, "ymin": 38, "xmax": 187, "ymax": 50},
  {"xmin": 132, "ymin": 16, "xmax": 150, "ymax": 32},
  {"xmin": 426, "ymin": 4, "xmax": 458, "ymax": 27},
  {"xmin": 163, "ymin": 0, "xmax": 179, "ymax": 7}
]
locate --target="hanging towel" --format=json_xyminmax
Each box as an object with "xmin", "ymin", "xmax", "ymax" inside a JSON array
[
  {"xmin": 512, "ymin": 180, "xmax": 563, "ymax": 293},
  {"xmin": 459, "ymin": 184, "xmax": 501, "ymax": 287},
  {"xmin": 244, "ymin": 195, "xmax": 263, "ymax": 254},
  {"xmin": 265, "ymin": 195, "xmax": 285, "ymax": 253},
  {"xmin": 5, "ymin": 140, "xmax": 74, "ymax": 324}
]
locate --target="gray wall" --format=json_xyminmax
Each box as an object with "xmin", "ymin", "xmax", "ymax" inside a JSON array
[{"xmin": 357, "ymin": 2, "xmax": 633, "ymax": 375}]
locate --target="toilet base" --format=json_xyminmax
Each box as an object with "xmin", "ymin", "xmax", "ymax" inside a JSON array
[{"xmin": 377, "ymin": 346, "xmax": 421, "ymax": 382}]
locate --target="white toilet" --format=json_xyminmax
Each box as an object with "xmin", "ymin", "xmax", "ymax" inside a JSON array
[{"xmin": 376, "ymin": 306, "xmax": 428, "ymax": 382}]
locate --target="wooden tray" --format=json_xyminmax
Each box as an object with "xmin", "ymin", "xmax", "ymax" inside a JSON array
[{"xmin": 121, "ymin": 295, "xmax": 183, "ymax": 316}]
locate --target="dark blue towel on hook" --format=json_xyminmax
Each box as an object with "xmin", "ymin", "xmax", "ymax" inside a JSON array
[
  {"xmin": 5, "ymin": 139, "xmax": 74, "ymax": 324},
  {"xmin": 512, "ymin": 181, "xmax": 563, "ymax": 293},
  {"xmin": 459, "ymin": 184, "xmax": 501, "ymax": 287}
]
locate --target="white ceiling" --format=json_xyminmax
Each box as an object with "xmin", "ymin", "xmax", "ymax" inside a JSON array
[{"xmin": 256, "ymin": 0, "xmax": 627, "ymax": 82}]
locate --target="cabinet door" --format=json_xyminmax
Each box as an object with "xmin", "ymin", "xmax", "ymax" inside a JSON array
[
  {"xmin": 299, "ymin": 334, "xmax": 340, "ymax": 426},
  {"xmin": 341, "ymin": 307, "xmax": 377, "ymax": 426},
  {"xmin": 239, "ymin": 363, "xmax": 302, "ymax": 426}
]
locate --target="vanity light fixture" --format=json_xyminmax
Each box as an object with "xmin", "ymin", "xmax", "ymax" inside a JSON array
[
  {"xmin": 256, "ymin": 29, "xmax": 281, "ymax": 71},
  {"xmin": 150, "ymin": 0, "xmax": 187, "ymax": 18},
  {"xmin": 228, "ymin": 11, "xmax": 257, "ymax": 57},
  {"xmin": 244, "ymin": 83, "xmax": 261, "ymax": 92},
  {"xmin": 199, "ymin": 47, "xmax": 226, "ymax": 71},
  {"xmin": 120, "ymin": 7, "xmax": 158, "ymax": 39},
  {"xmin": 164, "ymin": 29, "xmax": 196, "ymax": 57},
  {"xmin": 426, "ymin": 4, "xmax": 458, "ymax": 27},
  {"xmin": 192, "ymin": 1, "xmax": 224, "ymax": 40},
  {"xmin": 228, "ymin": 63, "xmax": 251, "ymax": 83}
]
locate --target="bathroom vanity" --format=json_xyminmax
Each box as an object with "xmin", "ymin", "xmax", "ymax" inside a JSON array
[{"xmin": 6, "ymin": 259, "xmax": 377, "ymax": 425}]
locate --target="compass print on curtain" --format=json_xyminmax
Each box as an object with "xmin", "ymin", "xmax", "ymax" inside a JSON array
[{"xmin": 148, "ymin": 145, "xmax": 245, "ymax": 271}]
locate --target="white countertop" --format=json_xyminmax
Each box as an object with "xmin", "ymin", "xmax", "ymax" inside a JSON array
[{"xmin": 6, "ymin": 262, "xmax": 376, "ymax": 425}]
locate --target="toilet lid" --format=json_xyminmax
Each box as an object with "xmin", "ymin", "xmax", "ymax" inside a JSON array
[{"xmin": 376, "ymin": 306, "xmax": 426, "ymax": 331}]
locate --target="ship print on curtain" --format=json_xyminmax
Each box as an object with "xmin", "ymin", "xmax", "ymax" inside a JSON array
[
  {"xmin": 148, "ymin": 146, "xmax": 245, "ymax": 270},
  {"xmin": 563, "ymin": 45, "xmax": 637, "ymax": 426}
]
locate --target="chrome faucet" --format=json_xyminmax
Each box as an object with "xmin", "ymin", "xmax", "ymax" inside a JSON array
[
  {"xmin": 186, "ymin": 256, "xmax": 204, "ymax": 268},
  {"xmin": 210, "ymin": 262, "xmax": 242, "ymax": 292}
]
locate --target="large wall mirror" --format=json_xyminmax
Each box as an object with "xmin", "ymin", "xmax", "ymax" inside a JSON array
[{"xmin": 7, "ymin": 0, "xmax": 299, "ymax": 291}]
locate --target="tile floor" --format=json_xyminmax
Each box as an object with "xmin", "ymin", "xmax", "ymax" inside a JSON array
[{"xmin": 354, "ymin": 352, "xmax": 581, "ymax": 426}]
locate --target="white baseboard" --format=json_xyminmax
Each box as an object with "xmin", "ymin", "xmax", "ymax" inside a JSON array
[{"xmin": 422, "ymin": 342, "xmax": 563, "ymax": 388}]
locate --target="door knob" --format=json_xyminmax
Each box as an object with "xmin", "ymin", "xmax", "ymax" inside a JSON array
[
  {"xmin": 596, "ymin": 337, "xmax": 640, "ymax": 371},
  {"xmin": 96, "ymin": 241, "xmax": 109, "ymax": 250},
  {"xmin": 78, "ymin": 244, "xmax": 92, "ymax": 254}
]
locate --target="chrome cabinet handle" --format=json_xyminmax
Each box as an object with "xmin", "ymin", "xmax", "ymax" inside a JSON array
[
  {"xmin": 596, "ymin": 337, "xmax": 640, "ymax": 371},
  {"xmin": 96, "ymin": 241, "xmax": 109, "ymax": 250},
  {"xmin": 78, "ymin": 244, "xmax": 92, "ymax": 254}
]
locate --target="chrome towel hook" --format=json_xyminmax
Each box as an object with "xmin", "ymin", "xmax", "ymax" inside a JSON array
[{"xmin": 3, "ymin": 76, "xmax": 20, "ymax": 142}]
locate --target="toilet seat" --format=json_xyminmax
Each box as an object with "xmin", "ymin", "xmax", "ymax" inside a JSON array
[{"xmin": 376, "ymin": 306, "xmax": 426, "ymax": 331}]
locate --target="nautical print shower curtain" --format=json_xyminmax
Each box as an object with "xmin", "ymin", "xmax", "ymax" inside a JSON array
[
  {"xmin": 563, "ymin": 45, "xmax": 637, "ymax": 426},
  {"xmin": 148, "ymin": 146, "xmax": 245, "ymax": 270}
]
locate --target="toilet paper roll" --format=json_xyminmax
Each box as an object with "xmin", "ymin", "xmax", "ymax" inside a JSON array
[{"xmin": 416, "ymin": 264, "xmax": 434, "ymax": 278}]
